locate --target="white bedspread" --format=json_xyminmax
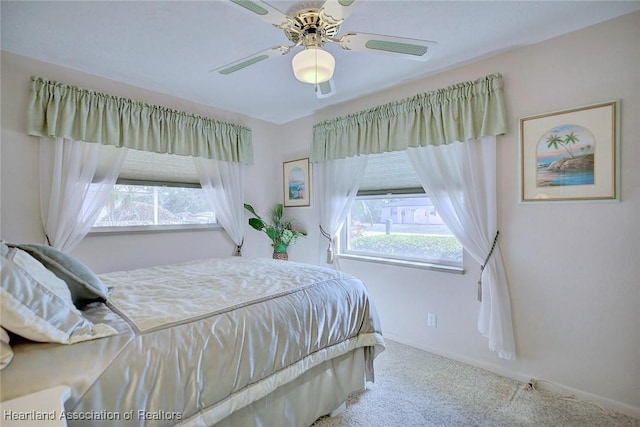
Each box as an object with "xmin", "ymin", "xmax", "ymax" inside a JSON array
[
  {"xmin": 104, "ymin": 257, "xmax": 352, "ymax": 333},
  {"xmin": 63, "ymin": 257, "xmax": 384, "ymax": 426}
]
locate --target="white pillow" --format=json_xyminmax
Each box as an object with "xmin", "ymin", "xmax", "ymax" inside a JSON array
[
  {"xmin": 0, "ymin": 326, "xmax": 13, "ymax": 369},
  {"xmin": 0, "ymin": 247, "xmax": 116, "ymax": 344},
  {"xmin": 11, "ymin": 243, "xmax": 110, "ymax": 306}
]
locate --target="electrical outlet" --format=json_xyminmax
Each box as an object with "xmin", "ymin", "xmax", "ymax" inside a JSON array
[{"xmin": 427, "ymin": 313, "xmax": 437, "ymax": 328}]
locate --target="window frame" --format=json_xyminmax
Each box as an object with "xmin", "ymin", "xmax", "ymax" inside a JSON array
[
  {"xmin": 89, "ymin": 179, "xmax": 221, "ymax": 234},
  {"xmin": 338, "ymin": 191, "xmax": 465, "ymax": 274}
]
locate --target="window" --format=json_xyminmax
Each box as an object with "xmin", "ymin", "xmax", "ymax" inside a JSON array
[
  {"xmin": 93, "ymin": 181, "xmax": 215, "ymax": 229},
  {"xmin": 343, "ymin": 194, "xmax": 462, "ymax": 268},
  {"xmin": 340, "ymin": 151, "xmax": 463, "ymax": 270},
  {"xmin": 92, "ymin": 148, "xmax": 216, "ymax": 232}
]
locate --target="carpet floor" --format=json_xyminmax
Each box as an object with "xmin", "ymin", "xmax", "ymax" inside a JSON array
[{"xmin": 312, "ymin": 340, "xmax": 639, "ymax": 427}]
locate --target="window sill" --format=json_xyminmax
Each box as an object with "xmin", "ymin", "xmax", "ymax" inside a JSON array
[
  {"xmin": 337, "ymin": 253, "xmax": 465, "ymax": 274},
  {"xmin": 88, "ymin": 223, "xmax": 222, "ymax": 235}
]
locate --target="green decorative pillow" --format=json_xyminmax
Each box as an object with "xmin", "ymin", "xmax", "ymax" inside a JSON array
[{"xmin": 9, "ymin": 243, "xmax": 109, "ymax": 307}]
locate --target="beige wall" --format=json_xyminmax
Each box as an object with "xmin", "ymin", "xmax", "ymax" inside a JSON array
[
  {"xmin": 282, "ymin": 11, "xmax": 640, "ymax": 417},
  {"xmin": 0, "ymin": 52, "xmax": 283, "ymax": 271},
  {"xmin": 1, "ymin": 10, "xmax": 639, "ymax": 418}
]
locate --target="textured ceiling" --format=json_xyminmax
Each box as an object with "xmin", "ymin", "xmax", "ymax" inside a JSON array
[{"xmin": 2, "ymin": 1, "xmax": 639, "ymax": 124}]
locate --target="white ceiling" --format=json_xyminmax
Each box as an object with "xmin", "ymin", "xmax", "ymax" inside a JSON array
[{"xmin": 2, "ymin": 1, "xmax": 639, "ymax": 124}]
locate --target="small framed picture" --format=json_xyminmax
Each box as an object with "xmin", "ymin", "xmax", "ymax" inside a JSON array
[
  {"xmin": 283, "ymin": 158, "xmax": 311, "ymax": 207},
  {"xmin": 519, "ymin": 101, "xmax": 619, "ymax": 202}
]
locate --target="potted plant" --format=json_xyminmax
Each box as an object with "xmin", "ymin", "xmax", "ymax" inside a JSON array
[{"xmin": 244, "ymin": 203, "xmax": 306, "ymax": 260}]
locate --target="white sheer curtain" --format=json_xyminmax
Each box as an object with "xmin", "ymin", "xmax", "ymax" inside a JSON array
[
  {"xmin": 407, "ymin": 136, "xmax": 515, "ymax": 359},
  {"xmin": 193, "ymin": 157, "xmax": 245, "ymax": 255},
  {"xmin": 315, "ymin": 155, "xmax": 368, "ymax": 269},
  {"xmin": 39, "ymin": 137, "xmax": 127, "ymax": 253}
]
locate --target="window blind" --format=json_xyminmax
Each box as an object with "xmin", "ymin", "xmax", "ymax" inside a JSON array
[
  {"xmin": 119, "ymin": 149, "xmax": 199, "ymax": 185},
  {"xmin": 96, "ymin": 146, "xmax": 199, "ymax": 185},
  {"xmin": 358, "ymin": 150, "xmax": 424, "ymax": 194}
]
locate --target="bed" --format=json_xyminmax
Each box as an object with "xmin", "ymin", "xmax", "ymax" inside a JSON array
[{"xmin": 0, "ymin": 245, "xmax": 384, "ymax": 427}]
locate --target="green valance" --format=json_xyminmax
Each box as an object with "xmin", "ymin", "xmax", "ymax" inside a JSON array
[
  {"xmin": 27, "ymin": 77, "xmax": 253, "ymax": 164},
  {"xmin": 311, "ymin": 74, "xmax": 507, "ymax": 162}
]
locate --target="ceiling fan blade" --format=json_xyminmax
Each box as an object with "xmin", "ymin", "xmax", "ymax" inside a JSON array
[
  {"xmin": 321, "ymin": 0, "xmax": 361, "ymax": 22},
  {"xmin": 315, "ymin": 78, "xmax": 336, "ymax": 98},
  {"xmin": 211, "ymin": 46, "xmax": 291, "ymax": 75},
  {"xmin": 228, "ymin": 0, "xmax": 291, "ymax": 28},
  {"xmin": 339, "ymin": 32, "xmax": 437, "ymax": 61}
]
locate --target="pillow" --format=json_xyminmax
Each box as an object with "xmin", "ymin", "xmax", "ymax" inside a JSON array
[
  {"xmin": 0, "ymin": 247, "xmax": 116, "ymax": 344},
  {"xmin": 0, "ymin": 327, "xmax": 13, "ymax": 370},
  {"xmin": 9, "ymin": 243, "xmax": 109, "ymax": 307}
]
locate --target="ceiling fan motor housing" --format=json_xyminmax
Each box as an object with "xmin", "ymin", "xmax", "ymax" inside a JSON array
[{"xmin": 284, "ymin": 8, "xmax": 342, "ymax": 47}]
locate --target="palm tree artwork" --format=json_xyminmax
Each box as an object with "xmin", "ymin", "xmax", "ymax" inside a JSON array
[{"xmin": 536, "ymin": 124, "xmax": 595, "ymax": 187}]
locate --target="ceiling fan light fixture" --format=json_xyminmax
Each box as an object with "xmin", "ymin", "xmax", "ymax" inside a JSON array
[{"xmin": 292, "ymin": 47, "xmax": 335, "ymax": 84}]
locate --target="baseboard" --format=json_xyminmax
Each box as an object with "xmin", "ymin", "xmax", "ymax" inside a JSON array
[
  {"xmin": 522, "ymin": 377, "xmax": 640, "ymax": 421},
  {"xmin": 381, "ymin": 333, "xmax": 640, "ymax": 420}
]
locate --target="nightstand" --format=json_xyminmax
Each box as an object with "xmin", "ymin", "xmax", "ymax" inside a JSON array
[{"xmin": 0, "ymin": 386, "xmax": 71, "ymax": 427}]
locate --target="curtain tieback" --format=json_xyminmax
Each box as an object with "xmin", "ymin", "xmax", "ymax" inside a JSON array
[
  {"xmin": 319, "ymin": 225, "xmax": 335, "ymax": 264},
  {"xmin": 234, "ymin": 238, "xmax": 244, "ymax": 256},
  {"xmin": 477, "ymin": 230, "xmax": 500, "ymax": 302}
]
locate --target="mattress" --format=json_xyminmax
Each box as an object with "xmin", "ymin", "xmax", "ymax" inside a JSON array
[{"xmin": 1, "ymin": 257, "xmax": 384, "ymax": 426}]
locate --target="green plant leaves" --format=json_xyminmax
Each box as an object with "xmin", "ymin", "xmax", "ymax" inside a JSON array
[
  {"xmin": 245, "ymin": 202, "xmax": 306, "ymax": 248},
  {"xmin": 248, "ymin": 217, "xmax": 266, "ymax": 231},
  {"xmin": 350, "ymin": 234, "xmax": 462, "ymax": 259},
  {"xmin": 244, "ymin": 203, "xmax": 260, "ymax": 218}
]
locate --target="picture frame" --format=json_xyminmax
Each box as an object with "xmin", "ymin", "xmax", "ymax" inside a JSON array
[
  {"xmin": 519, "ymin": 101, "xmax": 619, "ymax": 202},
  {"xmin": 283, "ymin": 157, "xmax": 311, "ymax": 207}
]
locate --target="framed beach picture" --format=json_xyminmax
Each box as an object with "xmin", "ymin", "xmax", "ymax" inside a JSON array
[
  {"xmin": 519, "ymin": 101, "xmax": 619, "ymax": 202},
  {"xmin": 283, "ymin": 158, "xmax": 311, "ymax": 207}
]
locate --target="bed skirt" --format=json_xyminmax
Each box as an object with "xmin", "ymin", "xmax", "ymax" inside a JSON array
[{"xmin": 191, "ymin": 348, "xmax": 366, "ymax": 427}]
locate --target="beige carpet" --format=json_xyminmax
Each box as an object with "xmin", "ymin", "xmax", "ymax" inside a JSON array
[{"xmin": 312, "ymin": 340, "xmax": 639, "ymax": 427}]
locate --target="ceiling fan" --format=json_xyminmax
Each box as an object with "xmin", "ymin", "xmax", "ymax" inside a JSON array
[{"xmin": 213, "ymin": 0, "xmax": 437, "ymax": 98}]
